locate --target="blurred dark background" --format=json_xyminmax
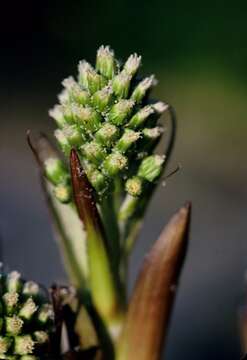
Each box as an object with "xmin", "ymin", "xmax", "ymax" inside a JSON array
[{"xmin": 1, "ymin": 1, "xmax": 247, "ymax": 359}]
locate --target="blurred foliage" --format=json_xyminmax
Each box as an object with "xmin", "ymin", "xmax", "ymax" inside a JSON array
[{"xmin": 2, "ymin": 0, "xmax": 247, "ymax": 84}]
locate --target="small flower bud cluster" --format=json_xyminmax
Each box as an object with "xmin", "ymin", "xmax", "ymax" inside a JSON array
[
  {"xmin": 49, "ymin": 45, "xmax": 168, "ymax": 198},
  {"xmin": 0, "ymin": 271, "xmax": 54, "ymax": 359}
]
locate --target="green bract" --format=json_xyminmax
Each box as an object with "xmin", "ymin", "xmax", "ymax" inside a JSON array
[{"xmin": 0, "ymin": 271, "xmax": 54, "ymax": 359}]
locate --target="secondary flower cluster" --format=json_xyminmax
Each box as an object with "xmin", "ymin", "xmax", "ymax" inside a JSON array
[
  {"xmin": 48, "ymin": 46, "xmax": 168, "ymax": 204},
  {"xmin": 0, "ymin": 271, "xmax": 54, "ymax": 359}
]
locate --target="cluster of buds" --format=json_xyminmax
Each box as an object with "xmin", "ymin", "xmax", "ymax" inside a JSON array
[
  {"xmin": 29, "ymin": 45, "xmax": 187, "ymax": 360},
  {"xmin": 0, "ymin": 270, "xmax": 54, "ymax": 359},
  {"xmin": 49, "ymin": 46, "xmax": 169, "ymax": 204}
]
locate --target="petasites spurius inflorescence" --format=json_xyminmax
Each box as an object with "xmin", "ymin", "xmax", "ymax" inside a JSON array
[{"xmin": 28, "ymin": 45, "xmax": 189, "ymax": 360}]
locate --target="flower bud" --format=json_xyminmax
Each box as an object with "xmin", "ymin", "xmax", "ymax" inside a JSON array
[
  {"xmin": 6, "ymin": 271, "xmax": 22, "ymax": 293},
  {"xmin": 95, "ymin": 123, "xmax": 119, "ymax": 147},
  {"xmin": 96, "ymin": 45, "xmax": 116, "ymax": 79},
  {"xmin": 37, "ymin": 304, "xmax": 54, "ymax": 325},
  {"xmin": 86, "ymin": 68, "xmax": 107, "ymax": 94},
  {"xmin": 81, "ymin": 141, "xmax": 106, "ymax": 165},
  {"xmin": 6, "ymin": 316, "xmax": 23, "ymax": 335},
  {"xmin": 72, "ymin": 105, "xmax": 102, "ymax": 133},
  {"xmin": 78, "ymin": 60, "xmax": 94, "ymax": 88},
  {"xmin": 115, "ymin": 129, "xmax": 140, "ymax": 153},
  {"xmin": 33, "ymin": 331, "xmax": 49, "ymax": 344},
  {"xmin": 48, "ymin": 105, "xmax": 66, "ymax": 128},
  {"xmin": 54, "ymin": 184, "xmax": 71, "ymax": 204},
  {"xmin": 131, "ymin": 75, "xmax": 156, "ymax": 103},
  {"xmin": 124, "ymin": 53, "xmax": 141, "ymax": 76},
  {"xmin": 152, "ymin": 101, "xmax": 169, "ymax": 115},
  {"xmin": 58, "ymin": 89, "xmax": 70, "ymax": 105},
  {"xmin": 62, "ymin": 76, "xmax": 90, "ymax": 105},
  {"xmin": 125, "ymin": 176, "xmax": 143, "ymax": 196},
  {"xmin": 85, "ymin": 164, "xmax": 108, "ymax": 192},
  {"xmin": 142, "ymin": 126, "xmax": 164, "ymax": 151},
  {"xmin": 138, "ymin": 155, "xmax": 165, "ymax": 182},
  {"xmin": 14, "ymin": 335, "xmax": 34, "ymax": 355},
  {"xmin": 108, "ymin": 99, "xmax": 135, "ymax": 125},
  {"xmin": 61, "ymin": 103, "xmax": 75, "ymax": 124},
  {"xmin": 44, "ymin": 158, "xmax": 68, "ymax": 186},
  {"xmin": 103, "ymin": 152, "xmax": 128, "ymax": 176},
  {"xmin": 127, "ymin": 105, "xmax": 154, "ymax": 129},
  {"xmin": 112, "ymin": 71, "xmax": 131, "ymax": 99},
  {"xmin": 22, "ymin": 282, "xmax": 39, "ymax": 297},
  {"xmin": 19, "ymin": 298, "xmax": 37, "ymax": 321},
  {"xmin": 3, "ymin": 293, "xmax": 19, "ymax": 314},
  {"xmin": 54, "ymin": 129, "xmax": 71, "ymax": 155},
  {"xmin": 63, "ymin": 124, "xmax": 86, "ymax": 147},
  {"xmin": 91, "ymin": 85, "xmax": 113, "ymax": 112},
  {"xmin": 0, "ymin": 336, "xmax": 12, "ymax": 355}
]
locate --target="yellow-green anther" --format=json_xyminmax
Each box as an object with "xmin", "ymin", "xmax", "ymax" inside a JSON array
[
  {"xmin": 95, "ymin": 123, "xmax": 119, "ymax": 147},
  {"xmin": 86, "ymin": 68, "xmax": 107, "ymax": 94},
  {"xmin": 82, "ymin": 141, "xmax": 106, "ymax": 165},
  {"xmin": 33, "ymin": 331, "xmax": 49, "ymax": 344},
  {"xmin": 115, "ymin": 129, "xmax": 140, "ymax": 153},
  {"xmin": 85, "ymin": 164, "xmax": 108, "ymax": 192},
  {"xmin": 54, "ymin": 129, "xmax": 71, "ymax": 155},
  {"xmin": 14, "ymin": 335, "xmax": 34, "ymax": 355},
  {"xmin": 91, "ymin": 85, "xmax": 113, "ymax": 112},
  {"xmin": 127, "ymin": 105, "xmax": 154, "ymax": 129},
  {"xmin": 78, "ymin": 60, "xmax": 94, "ymax": 88},
  {"xmin": 19, "ymin": 298, "xmax": 37, "ymax": 321},
  {"xmin": 62, "ymin": 76, "xmax": 89, "ymax": 105},
  {"xmin": 112, "ymin": 71, "xmax": 131, "ymax": 99},
  {"xmin": 63, "ymin": 124, "xmax": 86, "ymax": 147},
  {"xmin": 44, "ymin": 158, "xmax": 68, "ymax": 185},
  {"xmin": 3, "ymin": 293, "xmax": 19, "ymax": 314},
  {"xmin": 108, "ymin": 99, "xmax": 135, "ymax": 125},
  {"xmin": 72, "ymin": 105, "xmax": 102, "ymax": 133},
  {"xmin": 103, "ymin": 151, "xmax": 128, "ymax": 176},
  {"xmin": 123, "ymin": 53, "xmax": 142, "ymax": 76},
  {"xmin": 152, "ymin": 101, "xmax": 169, "ymax": 115},
  {"xmin": 125, "ymin": 176, "xmax": 143, "ymax": 197},
  {"xmin": 6, "ymin": 271, "xmax": 22, "ymax": 293},
  {"xmin": 131, "ymin": 75, "xmax": 156, "ymax": 103},
  {"xmin": 6, "ymin": 316, "xmax": 23, "ymax": 335},
  {"xmin": 96, "ymin": 45, "xmax": 116, "ymax": 79},
  {"xmin": 138, "ymin": 155, "xmax": 165, "ymax": 182},
  {"xmin": 53, "ymin": 184, "xmax": 71, "ymax": 204},
  {"xmin": 22, "ymin": 282, "xmax": 39, "ymax": 297},
  {"xmin": 37, "ymin": 304, "xmax": 54, "ymax": 325},
  {"xmin": 48, "ymin": 105, "xmax": 66, "ymax": 128},
  {"xmin": 0, "ymin": 336, "xmax": 12, "ymax": 355}
]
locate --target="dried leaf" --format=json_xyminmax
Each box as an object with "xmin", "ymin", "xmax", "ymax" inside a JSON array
[
  {"xmin": 69, "ymin": 149, "xmax": 105, "ymax": 244},
  {"xmin": 117, "ymin": 202, "xmax": 191, "ymax": 360}
]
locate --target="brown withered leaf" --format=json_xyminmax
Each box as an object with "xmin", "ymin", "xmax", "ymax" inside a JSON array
[
  {"xmin": 70, "ymin": 149, "xmax": 106, "ymax": 248},
  {"xmin": 117, "ymin": 202, "xmax": 191, "ymax": 360}
]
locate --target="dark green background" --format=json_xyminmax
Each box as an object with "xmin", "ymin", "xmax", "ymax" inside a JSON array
[{"xmin": 1, "ymin": 1, "xmax": 247, "ymax": 359}]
